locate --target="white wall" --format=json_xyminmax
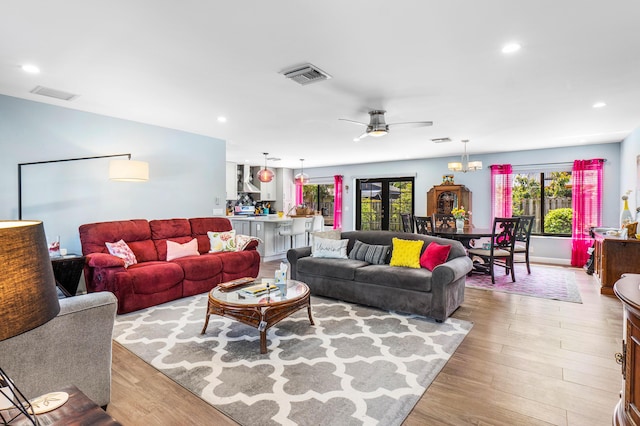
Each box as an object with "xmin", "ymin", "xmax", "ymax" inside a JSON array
[
  {"xmin": 620, "ymin": 127, "xmax": 640, "ymax": 215},
  {"xmin": 1, "ymin": 95, "xmax": 227, "ymax": 254},
  {"xmin": 302, "ymin": 142, "xmax": 622, "ymax": 264}
]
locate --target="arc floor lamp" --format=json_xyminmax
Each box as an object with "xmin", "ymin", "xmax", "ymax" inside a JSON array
[{"xmin": 18, "ymin": 153, "xmax": 149, "ymax": 220}]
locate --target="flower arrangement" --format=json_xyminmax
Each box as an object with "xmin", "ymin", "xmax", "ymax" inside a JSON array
[{"xmin": 451, "ymin": 206, "xmax": 470, "ymax": 220}]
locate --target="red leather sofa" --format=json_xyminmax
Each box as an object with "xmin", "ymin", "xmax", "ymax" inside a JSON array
[{"xmin": 79, "ymin": 217, "xmax": 260, "ymax": 314}]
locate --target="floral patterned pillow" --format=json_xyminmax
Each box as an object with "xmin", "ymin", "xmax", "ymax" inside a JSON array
[
  {"xmin": 207, "ymin": 230, "xmax": 237, "ymax": 252},
  {"xmin": 105, "ymin": 239, "xmax": 137, "ymax": 268}
]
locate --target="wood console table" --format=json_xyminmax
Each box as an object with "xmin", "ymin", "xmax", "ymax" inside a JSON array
[
  {"xmin": 9, "ymin": 385, "xmax": 121, "ymax": 425},
  {"xmin": 593, "ymin": 231, "xmax": 640, "ymax": 295}
]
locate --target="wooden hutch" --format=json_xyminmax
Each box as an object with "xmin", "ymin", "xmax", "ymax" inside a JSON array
[
  {"xmin": 593, "ymin": 230, "xmax": 640, "ymax": 295},
  {"xmin": 427, "ymin": 184, "xmax": 473, "ymax": 227}
]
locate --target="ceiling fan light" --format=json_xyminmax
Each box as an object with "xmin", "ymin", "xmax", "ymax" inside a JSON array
[
  {"xmin": 448, "ymin": 162, "xmax": 463, "ymax": 172},
  {"xmin": 369, "ymin": 129, "xmax": 388, "ymax": 137}
]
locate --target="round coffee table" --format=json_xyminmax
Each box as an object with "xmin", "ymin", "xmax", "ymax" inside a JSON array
[{"xmin": 201, "ymin": 279, "xmax": 314, "ymax": 354}]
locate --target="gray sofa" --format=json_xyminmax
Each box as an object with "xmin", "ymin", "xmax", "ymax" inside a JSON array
[
  {"xmin": 0, "ymin": 292, "xmax": 117, "ymax": 407},
  {"xmin": 287, "ymin": 230, "xmax": 473, "ymax": 321}
]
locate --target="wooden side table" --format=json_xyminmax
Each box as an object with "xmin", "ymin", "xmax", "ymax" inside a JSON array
[
  {"xmin": 51, "ymin": 254, "xmax": 86, "ymax": 296},
  {"xmin": 8, "ymin": 385, "xmax": 121, "ymax": 425}
]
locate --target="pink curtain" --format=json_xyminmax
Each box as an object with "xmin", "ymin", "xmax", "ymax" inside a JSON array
[
  {"xmin": 571, "ymin": 159, "xmax": 604, "ymax": 266},
  {"xmin": 295, "ymin": 181, "xmax": 303, "ymax": 206},
  {"xmin": 490, "ymin": 164, "xmax": 513, "ymax": 218},
  {"xmin": 333, "ymin": 175, "xmax": 343, "ymax": 229}
]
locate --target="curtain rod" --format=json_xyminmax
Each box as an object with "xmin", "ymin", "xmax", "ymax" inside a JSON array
[{"xmin": 510, "ymin": 159, "xmax": 607, "ymax": 168}]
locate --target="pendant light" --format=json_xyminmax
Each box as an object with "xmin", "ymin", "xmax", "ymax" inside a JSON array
[
  {"xmin": 257, "ymin": 152, "xmax": 274, "ymax": 183},
  {"xmin": 295, "ymin": 159, "xmax": 309, "ymax": 184},
  {"xmin": 448, "ymin": 140, "xmax": 482, "ymax": 173}
]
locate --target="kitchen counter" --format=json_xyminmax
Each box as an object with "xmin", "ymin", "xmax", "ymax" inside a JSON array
[
  {"xmin": 228, "ymin": 215, "xmax": 296, "ymax": 222},
  {"xmin": 229, "ymin": 216, "xmax": 315, "ymax": 261}
]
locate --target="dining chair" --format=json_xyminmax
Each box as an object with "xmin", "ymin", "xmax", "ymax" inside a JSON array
[
  {"xmin": 400, "ymin": 213, "xmax": 414, "ymax": 233},
  {"xmin": 414, "ymin": 216, "xmax": 434, "ymax": 235},
  {"xmin": 279, "ymin": 217, "xmax": 308, "ymax": 249},
  {"xmin": 467, "ymin": 217, "xmax": 520, "ymax": 284},
  {"xmin": 433, "ymin": 213, "xmax": 455, "ymax": 229},
  {"xmin": 513, "ymin": 215, "xmax": 535, "ymax": 274}
]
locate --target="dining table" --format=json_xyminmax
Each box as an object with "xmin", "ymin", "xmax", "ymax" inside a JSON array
[{"xmin": 433, "ymin": 227, "xmax": 494, "ymax": 248}]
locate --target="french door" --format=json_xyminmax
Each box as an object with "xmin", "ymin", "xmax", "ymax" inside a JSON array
[{"xmin": 355, "ymin": 177, "xmax": 414, "ymax": 231}]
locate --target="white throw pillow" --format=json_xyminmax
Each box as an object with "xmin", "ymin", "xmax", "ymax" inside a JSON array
[
  {"xmin": 312, "ymin": 237, "xmax": 348, "ymax": 259},
  {"xmin": 166, "ymin": 238, "xmax": 200, "ymax": 261},
  {"xmin": 310, "ymin": 229, "xmax": 342, "ymax": 254}
]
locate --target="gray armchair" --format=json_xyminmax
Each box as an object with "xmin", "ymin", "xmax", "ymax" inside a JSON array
[{"xmin": 0, "ymin": 291, "xmax": 117, "ymax": 407}]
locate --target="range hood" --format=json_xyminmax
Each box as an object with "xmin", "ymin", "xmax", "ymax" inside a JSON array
[{"xmin": 242, "ymin": 165, "xmax": 261, "ymax": 193}]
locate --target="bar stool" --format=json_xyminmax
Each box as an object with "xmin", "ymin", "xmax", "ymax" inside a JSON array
[{"xmin": 279, "ymin": 217, "xmax": 308, "ymax": 249}]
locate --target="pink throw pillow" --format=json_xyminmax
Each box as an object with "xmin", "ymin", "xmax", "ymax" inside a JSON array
[
  {"xmin": 105, "ymin": 239, "xmax": 137, "ymax": 268},
  {"xmin": 166, "ymin": 238, "xmax": 200, "ymax": 261},
  {"xmin": 420, "ymin": 242, "xmax": 451, "ymax": 271}
]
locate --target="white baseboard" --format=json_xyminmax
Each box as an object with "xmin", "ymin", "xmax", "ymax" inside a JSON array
[{"xmin": 530, "ymin": 256, "xmax": 571, "ymax": 266}]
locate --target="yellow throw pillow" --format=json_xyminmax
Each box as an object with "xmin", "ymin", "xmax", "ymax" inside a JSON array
[{"xmin": 389, "ymin": 237, "xmax": 424, "ymax": 269}]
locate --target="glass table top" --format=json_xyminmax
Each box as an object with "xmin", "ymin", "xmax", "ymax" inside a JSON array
[{"xmin": 211, "ymin": 279, "xmax": 308, "ymax": 306}]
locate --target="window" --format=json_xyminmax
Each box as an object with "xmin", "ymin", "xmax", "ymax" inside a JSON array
[
  {"xmin": 512, "ymin": 171, "xmax": 572, "ymax": 235},
  {"xmin": 302, "ymin": 183, "xmax": 335, "ymax": 227}
]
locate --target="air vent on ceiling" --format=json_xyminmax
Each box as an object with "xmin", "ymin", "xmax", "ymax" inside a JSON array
[
  {"xmin": 281, "ymin": 63, "xmax": 331, "ymax": 85},
  {"xmin": 431, "ymin": 137, "xmax": 452, "ymax": 143},
  {"xmin": 30, "ymin": 86, "xmax": 79, "ymax": 101}
]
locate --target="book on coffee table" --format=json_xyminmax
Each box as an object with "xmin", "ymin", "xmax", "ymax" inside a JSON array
[
  {"xmin": 239, "ymin": 283, "xmax": 278, "ymax": 297},
  {"xmin": 218, "ymin": 277, "xmax": 255, "ymax": 291}
]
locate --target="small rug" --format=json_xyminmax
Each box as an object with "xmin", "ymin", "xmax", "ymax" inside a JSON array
[
  {"xmin": 113, "ymin": 294, "xmax": 472, "ymax": 426},
  {"xmin": 465, "ymin": 263, "xmax": 582, "ymax": 303}
]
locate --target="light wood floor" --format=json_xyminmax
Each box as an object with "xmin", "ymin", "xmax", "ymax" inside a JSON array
[{"xmin": 107, "ymin": 262, "xmax": 622, "ymax": 425}]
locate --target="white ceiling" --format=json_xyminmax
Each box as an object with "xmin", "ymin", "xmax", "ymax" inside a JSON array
[{"xmin": 1, "ymin": 1, "xmax": 639, "ymax": 169}]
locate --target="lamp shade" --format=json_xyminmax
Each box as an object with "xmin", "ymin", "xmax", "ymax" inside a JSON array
[
  {"xmin": 0, "ymin": 221, "xmax": 60, "ymax": 341},
  {"xmin": 109, "ymin": 159, "xmax": 149, "ymax": 182}
]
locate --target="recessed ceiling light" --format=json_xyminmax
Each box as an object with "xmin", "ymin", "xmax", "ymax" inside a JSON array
[
  {"xmin": 501, "ymin": 43, "xmax": 521, "ymax": 54},
  {"xmin": 592, "ymin": 102, "xmax": 607, "ymax": 108},
  {"xmin": 21, "ymin": 64, "xmax": 40, "ymax": 74},
  {"xmin": 217, "ymin": 116, "xmax": 227, "ymax": 123}
]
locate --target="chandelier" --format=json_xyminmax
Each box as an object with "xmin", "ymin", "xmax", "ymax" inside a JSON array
[
  {"xmin": 295, "ymin": 159, "xmax": 309, "ymax": 184},
  {"xmin": 448, "ymin": 140, "xmax": 482, "ymax": 173},
  {"xmin": 257, "ymin": 152, "xmax": 274, "ymax": 183}
]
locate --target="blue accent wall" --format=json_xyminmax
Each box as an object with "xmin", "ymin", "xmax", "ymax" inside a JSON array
[{"xmin": 0, "ymin": 95, "xmax": 226, "ymax": 254}]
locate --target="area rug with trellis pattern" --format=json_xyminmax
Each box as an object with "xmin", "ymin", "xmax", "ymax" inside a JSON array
[
  {"xmin": 465, "ymin": 263, "xmax": 582, "ymax": 303},
  {"xmin": 113, "ymin": 294, "xmax": 472, "ymax": 426}
]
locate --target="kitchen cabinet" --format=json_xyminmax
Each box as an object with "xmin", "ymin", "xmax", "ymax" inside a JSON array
[
  {"xmin": 230, "ymin": 216, "xmax": 312, "ymax": 261},
  {"xmin": 226, "ymin": 162, "xmax": 237, "ymax": 200},
  {"xmin": 259, "ymin": 168, "xmax": 277, "ymax": 201}
]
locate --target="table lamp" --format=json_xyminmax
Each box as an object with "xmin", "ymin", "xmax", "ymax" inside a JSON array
[{"xmin": 0, "ymin": 221, "xmax": 61, "ymax": 425}]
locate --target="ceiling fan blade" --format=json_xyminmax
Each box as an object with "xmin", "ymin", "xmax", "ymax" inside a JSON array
[
  {"xmin": 339, "ymin": 118, "xmax": 368, "ymax": 127},
  {"xmin": 388, "ymin": 121, "xmax": 433, "ymax": 128},
  {"xmin": 354, "ymin": 131, "xmax": 369, "ymax": 141}
]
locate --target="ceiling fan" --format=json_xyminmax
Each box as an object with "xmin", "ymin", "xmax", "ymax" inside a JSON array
[{"xmin": 339, "ymin": 110, "xmax": 433, "ymax": 141}]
